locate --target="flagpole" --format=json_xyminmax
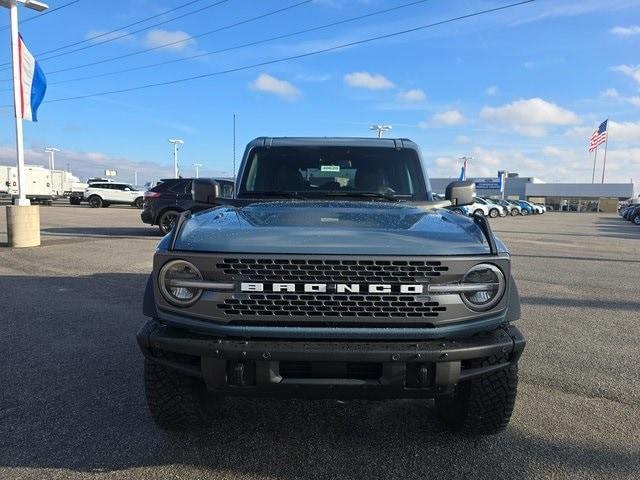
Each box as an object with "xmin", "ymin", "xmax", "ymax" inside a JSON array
[
  {"xmin": 591, "ymin": 147, "xmax": 598, "ymax": 184},
  {"xmin": 601, "ymin": 120, "xmax": 609, "ymax": 184},
  {"xmin": 8, "ymin": 0, "xmax": 28, "ymax": 206}
]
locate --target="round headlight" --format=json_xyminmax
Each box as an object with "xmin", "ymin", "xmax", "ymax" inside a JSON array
[
  {"xmin": 460, "ymin": 263, "xmax": 505, "ymax": 311},
  {"xmin": 159, "ymin": 260, "xmax": 203, "ymax": 307}
]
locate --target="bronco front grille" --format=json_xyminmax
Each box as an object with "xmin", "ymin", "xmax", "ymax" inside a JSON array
[
  {"xmin": 216, "ymin": 258, "xmax": 448, "ymax": 284},
  {"xmin": 218, "ymin": 293, "xmax": 446, "ymax": 318}
]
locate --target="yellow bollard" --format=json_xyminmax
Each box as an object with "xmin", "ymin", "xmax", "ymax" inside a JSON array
[{"xmin": 5, "ymin": 205, "xmax": 40, "ymax": 248}]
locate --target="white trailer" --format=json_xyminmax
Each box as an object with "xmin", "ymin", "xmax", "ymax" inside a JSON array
[
  {"xmin": 7, "ymin": 165, "xmax": 54, "ymax": 204},
  {"xmin": 51, "ymin": 170, "xmax": 80, "ymax": 197},
  {"xmin": 0, "ymin": 166, "xmax": 10, "ymax": 194}
]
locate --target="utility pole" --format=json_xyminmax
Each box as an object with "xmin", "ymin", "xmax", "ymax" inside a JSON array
[
  {"xmin": 192, "ymin": 163, "xmax": 202, "ymax": 178},
  {"xmin": 44, "ymin": 147, "xmax": 59, "ymax": 171},
  {"xmin": 370, "ymin": 124, "xmax": 392, "ymax": 138},
  {"xmin": 168, "ymin": 139, "xmax": 184, "ymax": 178}
]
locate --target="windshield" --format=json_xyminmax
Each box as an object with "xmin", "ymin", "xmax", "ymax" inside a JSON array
[{"xmin": 238, "ymin": 146, "xmax": 428, "ymax": 200}]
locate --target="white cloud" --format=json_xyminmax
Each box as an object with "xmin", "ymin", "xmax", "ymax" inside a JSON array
[
  {"xmin": 485, "ymin": 85, "xmax": 499, "ymax": 96},
  {"xmin": 419, "ymin": 110, "xmax": 465, "ymax": 129},
  {"xmin": 611, "ymin": 64, "xmax": 640, "ymax": 84},
  {"xmin": 628, "ymin": 96, "xmax": 640, "ymax": 107},
  {"xmin": 344, "ymin": 72, "xmax": 394, "ymax": 90},
  {"xmin": 601, "ymin": 88, "xmax": 619, "ymax": 98},
  {"xmin": 249, "ymin": 74, "xmax": 300, "ymax": 100},
  {"xmin": 144, "ymin": 29, "xmax": 200, "ymax": 54},
  {"xmin": 610, "ymin": 25, "xmax": 640, "ymax": 36},
  {"xmin": 397, "ymin": 89, "xmax": 426, "ymax": 103},
  {"xmin": 480, "ymin": 98, "xmax": 580, "ymax": 137}
]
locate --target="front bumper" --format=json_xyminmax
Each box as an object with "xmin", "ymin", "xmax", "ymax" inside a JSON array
[{"xmin": 137, "ymin": 319, "xmax": 525, "ymax": 399}]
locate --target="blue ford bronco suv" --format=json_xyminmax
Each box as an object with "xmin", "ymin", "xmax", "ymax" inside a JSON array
[{"xmin": 137, "ymin": 137, "xmax": 525, "ymax": 435}]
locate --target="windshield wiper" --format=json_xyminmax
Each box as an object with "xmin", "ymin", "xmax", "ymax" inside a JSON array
[
  {"xmin": 241, "ymin": 191, "xmax": 308, "ymax": 199},
  {"xmin": 320, "ymin": 191, "xmax": 399, "ymax": 202}
]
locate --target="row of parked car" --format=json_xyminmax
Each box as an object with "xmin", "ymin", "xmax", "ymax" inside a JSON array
[
  {"xmin": 619, "ymin": 202, "xmax": 640, "ymax": 225},
  {"xmin": 453, "ymin": 197, "xmax": 547, "ymax": 218}
]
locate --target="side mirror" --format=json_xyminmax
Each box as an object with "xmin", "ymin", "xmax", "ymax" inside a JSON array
[
  {"xmin": 445, "ymin": 180, "xmax": 475, "ymax": 207},
  {"xmin": 192, "ymin": 178, "xmax": 220, "ymax": 204}
]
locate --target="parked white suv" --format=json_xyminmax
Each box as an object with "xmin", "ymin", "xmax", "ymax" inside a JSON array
[{"xmin": 84, "ymin": 182, "xmax": 145, "ymax": 209}]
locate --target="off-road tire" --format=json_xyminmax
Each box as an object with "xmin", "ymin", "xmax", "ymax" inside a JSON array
[
  {"xmin": 489, "ymin": 208, "xmax": 499, "ymax": 218},
  {"xmin": 88, "ymin": 195, "xmax": 103, "ymax": 208},
  {"xmin": 436, "ymin": 356, "xmax": 518, "ymax": 435},
  {"xmin": 144, "ymin": 354, "xmax": 216, "ymax": 431},
  {"xmin": 473, "ymin": 209, "xmax": 485, "ymax": 217}
]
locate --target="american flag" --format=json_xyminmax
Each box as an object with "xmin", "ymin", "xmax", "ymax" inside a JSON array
[{"xmin": 589, "ymin": 119, "xmax": 608, "ymax": 152}]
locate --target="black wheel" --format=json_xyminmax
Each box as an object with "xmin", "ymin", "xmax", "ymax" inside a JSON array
[
  {"xmin": 473, "ymin": 209, "xmax": 485, "ymax": 217},
  {"xmin": 633, "ymin": 216, "xmax": 640, "ymax": 225},
  {"xmin": 102, "ymin": 203, "xmax": 110, "ymax": 208},
  {"xmin": 133, "ymin": 197, "xmax": 144, "ymax": 209},
  {"xmin": 521, "ymin": 209, "xmax": 529, "ymax": 216},
  {"xmin": 436, "ymin": 356, "xmax": 518, "ymax": 435},
  {"xmin": 511, "ymin": 208, "xmax": 519, "ymax": 216},
  {"xmin": 144, "ymin": 354, "xmax": 217, "ymax": 431},
  {"xmin": 88, "ymin": 196, "xmax": 103, "ymax": 208},
  {"xmin": 70, "ymin": 197, "xmax": 81, "ymax": 205},
  {"xmin": 159, "ymin": 210, "xmax": 180, "ymax": 235},
  {"xmin": 489, "ymin": 208, "xmax": 499, "ymax": 218}
]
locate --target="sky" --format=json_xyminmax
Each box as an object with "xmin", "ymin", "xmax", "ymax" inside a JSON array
[{"xmin": 0, "ymin": 0, "xmax": 639, "ymax": 185}]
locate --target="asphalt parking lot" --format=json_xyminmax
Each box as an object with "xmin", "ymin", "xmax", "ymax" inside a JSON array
[{"xmin": 1, "ymin": 205, "xmax": 639, "ymax": 480}]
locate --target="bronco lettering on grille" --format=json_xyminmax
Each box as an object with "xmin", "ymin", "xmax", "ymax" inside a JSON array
[{"xmin": 240, "ymin": 282, "xmax": 424, "ymax": 294}]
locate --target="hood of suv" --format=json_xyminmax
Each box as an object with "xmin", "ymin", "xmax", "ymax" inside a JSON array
[{"xmin": 171, "ymin": 201, "xmax": 502, "ymax": 256}]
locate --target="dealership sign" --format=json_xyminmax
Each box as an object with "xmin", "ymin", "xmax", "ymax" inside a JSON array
[{"xmin": 475, "ymin": 178, "xmax": 501, "ymax": 190}]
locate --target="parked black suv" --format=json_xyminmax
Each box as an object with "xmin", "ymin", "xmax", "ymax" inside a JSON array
[{"xmin": 141, "ymin": 178, "xmax": 234, "ymax": 234}]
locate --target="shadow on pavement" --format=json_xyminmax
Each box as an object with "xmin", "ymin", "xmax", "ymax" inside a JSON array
[
  {"xmin": 42, "ymin": 226, "xmax": 159, "ymax": 239},
  {"xmin": 1, "ymin": 273, "xmax": 638, "ymax": 479}
]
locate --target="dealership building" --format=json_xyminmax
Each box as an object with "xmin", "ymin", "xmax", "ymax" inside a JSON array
[{"xmin": 429, "ymin": 173, "xmax": 637, "ymax": 212}]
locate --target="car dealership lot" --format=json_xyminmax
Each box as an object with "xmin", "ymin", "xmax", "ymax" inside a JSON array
[{"xmin": 1, "ymin": 206, "xmax": 639, "ymax": 480}]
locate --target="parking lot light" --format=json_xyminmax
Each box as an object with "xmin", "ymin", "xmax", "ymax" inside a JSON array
[{"xmin": 168, "ymin": 139, "xmax": 184, "ymax": 178}]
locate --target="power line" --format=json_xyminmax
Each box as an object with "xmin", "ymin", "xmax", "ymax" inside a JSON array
[
  {"xmin": 34, "ymin": 0, "xmax": 314, "ymax": 76},
  {"xmin": 40, "ymin": 0, "xmax": 432, "ymax": 86},
  {"xmin": 0, "ymin": 0, "xmax": 84, "ymax": 31},
  {"xmin": 4, "ymin": 0, "xmax": 536, "ymax": 106},
  {"xmin": 36, "ymin": 0, "xmax": 207, "ymax": 56},
  {"xmin": 0, "ymin": 0, "xmax": 228, "ymax": 68}
]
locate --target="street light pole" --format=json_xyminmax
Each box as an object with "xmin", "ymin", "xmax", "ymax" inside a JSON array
[
  {"xmin": 370, "ymin": 124, "xmax": 392, "ymax": 138},
  {"xmin": 45, "ymin": 147, "xmax": 59, "ymax": 170},
  {"xmin": 192, "ymin": 163, "xmax": 202, "ymax": 178},
  {"xmin": 168, "ymin": 139, "xmax": 184, "ymax": 178}
]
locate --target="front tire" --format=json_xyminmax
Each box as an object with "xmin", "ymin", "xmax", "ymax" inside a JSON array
[
  {"xmin": 633, "ymin": 216, "xmax": 640, "ymax": 225},
  {"xmin": 489, "ymin": 208, "xmax": 499, "ymax": 218},
  {"xmin": 436, "ymin": 356, "xmax": 518, "ymax": 435},
  {"xmin": 473, "ymin": 209, "xmax": 485, "ymax": 217},
  {"xmin": 521, "ymin": 209, "xmax": 529, "ymax": 216},
  {"xmin": 88, "ymin": 195, "xmax": 103, "ymax": 208},
  {"xmin": 511, "ymin": 208, "xmax": 519, "ymax": 216},
  {"xmin": 144, "ymin": 356, "xmax": 216, "ymax": 431}
]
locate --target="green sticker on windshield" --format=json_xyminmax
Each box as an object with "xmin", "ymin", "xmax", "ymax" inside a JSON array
[{"xmin": 321, "ymin": 165, "xmax": 340, "ymax": 172}]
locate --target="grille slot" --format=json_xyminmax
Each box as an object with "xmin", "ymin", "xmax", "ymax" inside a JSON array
[
  {"xmin": 218, "ymin": 293, "xmax": 446, "ymax": 318},
  {"xmin": 216, "ymin": 258, "xmax": 448, "ymax": 284}
]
